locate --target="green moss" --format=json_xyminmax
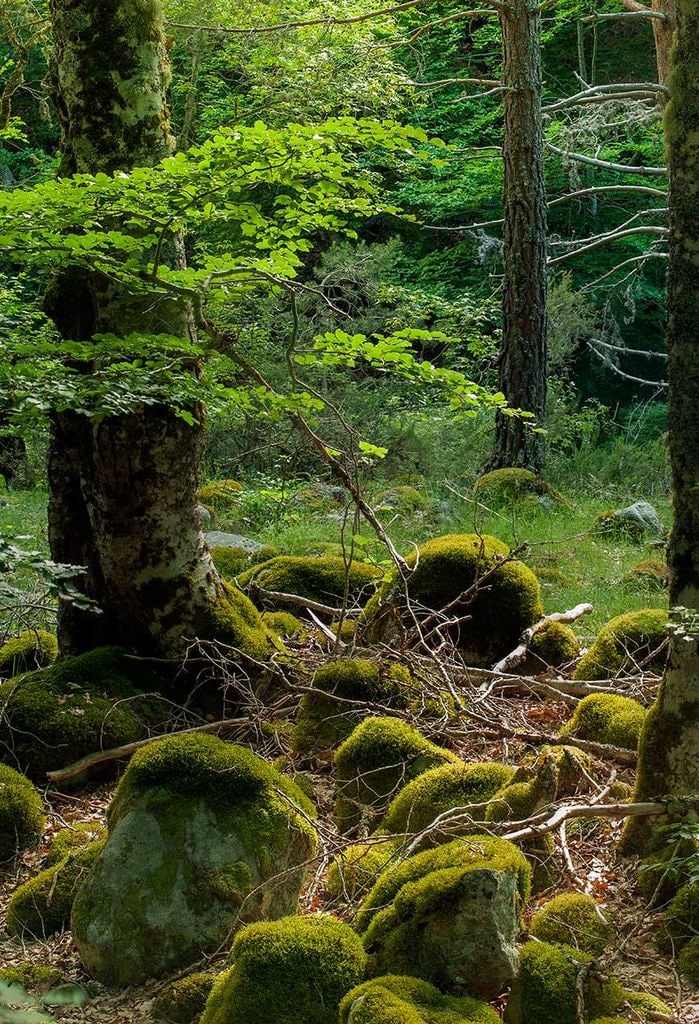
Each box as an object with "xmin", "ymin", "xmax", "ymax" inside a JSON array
[
  {"xmin": 622, "ymin": 559, "xmax": 668, "ymax": 590},
  {"xmin": 356, "ymin": 835, "xmax": 531, "ymax": 935},
  {"xmin": 46, "ymin": 821, "xmax": 105, "ymax": 866},
  {"xmin": 292, "ymin": 659, "xmax": 413, "ymax": 756},
  {"xmin": 363, "ymin": 534, "xmax": 542, "ymax": 665},
  {"xmin": 660, "ymin": 880, "xmax": 699, "ymax": 951},
  {"xmin": 0, "ymin": 763, "xmax": 45, "ymax": 861},
  {"xmin": 473, "ymin": 469, "xmax": 563, "ymax": 508},
  {"xmin": 208, "ymin": 581, "xmax": 278, "ymax": 660},
  {"xmin": 374, "ymin": 486, "xmax": 430, "ymax": 513},
  {"xmin": 678, "ymin": 935, "xmax": 699, "ymax": 984},
  {"xmin": 339, "ymin": 975, "xmax": 500, "ymax": 1024},
  {"xmin": 327, "ymin": 838, "xmax": 401, "ymax": 901},
  {"xmin": 622, "ymin": 990, "xmax": 673, "ymax": 1021},
  {"xmin": 0, "ymin": 629, "xmax": 58, "ymax": 677},
  {"xmin": 573, "ymin": 610, "xmax": 668, "ymax": 681},
  {"xmin": 0, "ymin": 965, "xmax": 60, "ymax": 991},
  {"xmin": 529, "ymin": 893, "xmax": 613, "ymax": 955},
  {"xmin": 0, "ymin": 646, "xmax": 167, "ymax": 778},
  {"xmin": 334, "ymin": 717, "xmax": 459, "ymax": 833},
  {"xmin": 503, "ymin": 942, "xmax": 624, "ymax": 1024},
  {"xmin": 381, "ymin": 760, "xmax": 516, "ymax": 838},
  {"xmin": 262, "ymin": 610, "xmax": 305, "ymax": 637},
  {"xmin": 198, "ymin": 479, "xmax": 243, "ymax": 515},
  {"xmin": 559, "ymin": 694, "xmax": 646, "ymax": 750},
  {"xmin": 210, "ymin": 546, "xmax": 248, "ymax": 578},
  {"xmin": 200, "ymin": 916, "xmax": 367, "ymax": 1024},
  {"xmin": 152, "ymin": 972, "xmax": 216, "ymax": 1024},
  {"xmin": 7, "ymin": 841, "xmax": 103, "ymax": 938},
  {"xmin": 239, "ymin": 555, "xmax": 381, "ymax": 609},
  {"xmin": 529, "ymin": 622, "xmax": 580, "ymax": 667}
]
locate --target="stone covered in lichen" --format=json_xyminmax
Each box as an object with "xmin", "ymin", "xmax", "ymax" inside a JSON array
[
  {"xmin": 7, "ymin": 842, "xmax": 103, "ymax": 938},
  {"xmin": 239, "ymin": 555, "xmax": 380, "ymax": 611},
  {"xmin": 339, "ymin": 975, "xmax": 500, "ymax": 1023},
  {"xmin": 0, "ymin": 629, "xmax": 58, "ymax": 678},
  {"xmin": 362, "ymin": 534, "xmax": 542, "ymax": 666},
  {"xmin": 529, "ymin": 893, "xmax": 613, "ymax": 955},
  {"xmin": 200, "ymin": 915, "xmax": 366, "ymax": 1024},
  {"xmin": 559, "ymin": 694, "xmax": 646, "ymax": 750},
  {"xmin": 333, "ymin": 717, "xmax": 459, "ymax": 833},
  {"xmin": 71, "ymin": 734, "xmax": 317, "ymax": 986},
  {"xmin": 0, "ymin": 763, "xmax": 45, "ymax": 861},
  {"xmin": 0, "ymin": 646, "xmax": 167, "ymax": 777},
  {"xmin": 152, "ymin": 972, "xmax": 216, "ymax": 1024},
  {"xmin": 292, "ymin": 658, "xmax": 413, "ymax": 756},
  {"xmin": 356, "ymin": 836, "xmax": 530, "ymax": 998},
  {"xmin": 503, "ymin": 941, "xmax": 624, "ymax": 1024},
  {"xmin": 573, "ymin": 609, "xmax": 668, "ymax": 681}
]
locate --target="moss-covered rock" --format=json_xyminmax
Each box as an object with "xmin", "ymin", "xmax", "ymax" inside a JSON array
[
  {"xmin": 7, "ymin": 842, "xmax": 103, "ymax": 938},
  {"xmin": 573, "ymin": 609, "xmax": 668, "ymax": 681},
  {"xmin": 261, "ymin": 610, "xmax": 305, "ymax": 638},
  {"xmin": 381, "ymin": 760, "xmax": 516, "ymax": 839},
  {"xmin": 292, "ymin": 659, "xmax": 413, "ymax": 757},
  {"xmin": 334, "ymin": 717, "xmax": 459, "ymax": 833},
  {"xmin": 0, "ymin": 646, "xmax": 168, "ymax": 778},
  {"xmin": 622, "ymin": 990, "xmax": 674, "ymax": 1021},
  {"xmin": 46, "ymin": 820, "xmax": 105, "ymax": 866},
  {"xmin": 362, "ymin": 534, "xmax": 542, "ymax": 666},
  {"xmin": 503, "ymin": 941, "xmax": 624, "ymax": 1024},
  {"xmin": 0, "ymin": 629, "xmax": 58, "ymax": 678},
  {"xmin": 559, "ymin": 694, "xmax": 646, "ymax": 750},
  {"xmin": 357, "ymin": 836, "xmax": 530, "ymax": 998},
  {"xmin": 200, "ymin": 915, "xmax": 366, "ymax": 1024},
  {"xmin": 374, "ymin": 486, "xmax": 430, "ymax": 513},
  {"xmin": 327, "ymin": 838, "xmax": 401, "ymax": 902},
  {"xmin": 210, "ymin": 545, "xmax": 248, "ymax": 578},
  {"xmin": 622, "ymin": 559, "xmax": 669, "ymax": 591},
  {"xmin": 208, "ymin": 581, "xmax": 278, "ymax": 660},
  {"xmin": 528, "ymin": 622, "xmax": 581, "ymax": 668},
  {"xmin": 198, "ymin": 479, "xmax": 243, "ymax": 517},
  {"xmin": 339, "ymin": 975, "xmax": 500, "ymax": 1023},
  {"xmin": 529, "ymin": 893, "xmax": 613, "ymax": 955},
  {"xmin": 239, "ymin": 555, "xmax": 380, "ymax": 612},
  {"xmin": 0, "ymin": 964, "xmax": 61, "ymax": 991},
  {"xmin": 0, "ymin": 763, "xmax": 44, "ymax": 861},
  {"xmin": 71, "ymin": 734, "xmax": 317, "ymax": 986},
  {"xmin": 679, "ymin": 935, "xmax": 699, "ymax": 985},
  {"xmin": 473, "ymin": 469, "xmax": 563, "ymax": 508},
  {"xmin": 660, "ymin": 880, "xmax": 699, "ymax": 952},
  {"xmin": 152, "ymin": 973, "xmax": 216, "ymax": 1024}
]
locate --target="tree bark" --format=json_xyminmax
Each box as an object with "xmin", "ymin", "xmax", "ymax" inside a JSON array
[
  {"xmin": 490, "ymin": 0, "xmax": 548, "ymax": 475},
  {"xmin": 620, "ymin": 0, "xmax": 677, "ymax": 95},
  {"xmin": 622, "ymin": 0, "xmax": 699, "ymax": 853},
  {"xmin": 46, "ymin": 0, "xmax": 236, "ymax": 660}
]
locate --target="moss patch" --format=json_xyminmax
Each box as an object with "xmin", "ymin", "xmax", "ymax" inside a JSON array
[
  {"xmin": 339, "ymin": 975, "xmax": 500, "ymax": 1023},
  {"xmin": 660, "ymin": 880, "xmax": 699, "ymax": 951},
  {"xmin": 679, "ymin": 935, "xmax": 699, "ymax": 985},
  {"xmin": 622, "ymin": 559, "xmax": 669, "ymax": 591},
  {"xmin": 0, "ymin": 763, "xmax": 45, "ymax": 861},
  {"xmin": 529, "ymin": 622, "xmax": 580, "ymax": 667},
  {"xmin": 199, "ymin": 479, "xmax": 243, "ymax": 516},
  {"xmin": 529, "ymin": 893, "xmax": 613, "ymax": 955},
  {"xmin": 200, "ymin": 915, "xmax": 367, "ymax": 1024},
  {"xmin": 0, "ymin": 629, "xmax": 57, "ymax": 677},
  {"xmin": 208, "ymin": 581, "xmax": 278, "ymax": 660},
  {"xmin": 46, "ymin": 821, "xmax": 106, "ymax": 867},
  {"xmin": 239, "ymin": 555, "xmax": 380, "ymax": 611},
  {"xmin": 560, "ymin": 694, "xmax": 646, "ymax": 750},
  {"xmin": 574, "ymin": 609, "xmax": 668, "ymax": 680},
  {"xmin": 473, "ymin": 469, "xmax": 563, "ymax": 508},
  {"xmin": 262, "ymin": 610, "xmax": 305, "ymax": 638},
  {"xmin": 152, "ymin": 972, "xmax": 216, "ymax": 1024},
  {"xmin": 7, "ymin": 842, "xmax": 103, "ymax": 938},
  {"xmin": 327, "ymin": 838, "xmax": 401, "ymax": 902}
]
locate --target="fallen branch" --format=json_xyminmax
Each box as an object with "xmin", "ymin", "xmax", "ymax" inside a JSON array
[
  {"xmin": 245, "ymin": 584, "xmax": 344, "ymax": 618},
  {"xmin": 492, "ymin": 603, "xmax": 593, "ymax": 674},
  {"xmin": 501, "ymin": 796, "xmax": 694, "ymax": 843},
  {"xmin": 459, "ymin": 665, "xmax": 657, "ymax": 700}
]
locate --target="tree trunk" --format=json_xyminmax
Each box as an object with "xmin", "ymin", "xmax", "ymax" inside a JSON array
[
  {"xmin": 622, "ymin": 0, "xmax": 699, "ymax": 854},
  {"xmin": 620, "ymin": 0, "xmax": 677, "ymax": 96},
  {"xmin": 490, "ymin": 0, "xmax": 548, "ymax": 475},
  {"xmin": 46, "ymin": 0, "xmax": 236, "ymax": 660}
]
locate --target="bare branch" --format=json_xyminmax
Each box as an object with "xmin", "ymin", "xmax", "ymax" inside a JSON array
[
  {"xmin": 591, "ymin": 338, "xmax": 667, "ymax": 360},
  {"xmin": 492, "ymin": 603, "xmax": 593, "ymax": 674},
  {"xmin": 547, "ymin": 142, "xmax": 667, "ymax": 177},
  {"xmin": 588, "ymin": 342, "xmax": 668, "ymax": 389},
  {"xmin": 548, "ymin": 226, "xmax": 668, "ymax": 268},
  {"xmin": 583, "ymin": 10, "xmax": 668, "ymax": 23},
  {"xmin": 543, "ymin": 82, "xmax": 667, "ymax": 114},
  {"xmin": 581, "ymin": 251, "xmax": 668, "ymax": 290}
]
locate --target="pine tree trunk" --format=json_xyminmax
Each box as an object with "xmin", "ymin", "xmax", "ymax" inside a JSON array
[
  {"xmin": 490, "ymin": 0, "xmax": 548, "ymax": 475},
  {"xmin": 47, "ymin": 0, "xmax": 231, "ymax": 659},
  {"xmin": 622, "ymin": 0, "xmax": 699, "ymax": 853}
]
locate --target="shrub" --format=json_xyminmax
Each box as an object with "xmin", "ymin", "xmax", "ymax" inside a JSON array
[
  {"xmin": 7, "ymin": 842, "xmax": 103, "ymax": 938},
  {"xmin": 559, "ymin": 694, "xmax": 646, "ymax": 750},
  {"xmin": 0, "ymin": 629, "xmax": 57, "ymax": 677},
  {"xmin": 339, "ymin": 975, "xmax": 500, "ymax": 1024},
  {"xmin": 152, "ymin": 973, "xmax": 216, "ymax": 1024},
  {"xmin": 573, "ymin": 609, "xmax": 668, "ymax": 680},
  {"xmin": 0, "ymin": 764, "xmax": 44, "ymax": 861},
  {"xmin": 529, "ymin": 893, "xmax": 613, "ymax": 955}
]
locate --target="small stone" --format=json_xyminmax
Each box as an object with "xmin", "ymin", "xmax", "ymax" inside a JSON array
[{"xmin": 205, "ymin": 531, "xmax": 262, "ymax": 553}]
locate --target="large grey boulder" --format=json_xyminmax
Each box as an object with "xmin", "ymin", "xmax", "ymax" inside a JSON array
[
  {"xmin": 608, "ymin": 501, "xmax": 664, "ymax": 540},
  {"xmin": 71, "ymin": 734, "xmax": 317, "ymax": 986}
]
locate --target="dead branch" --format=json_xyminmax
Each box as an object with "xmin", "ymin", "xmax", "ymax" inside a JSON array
[
  {"xmin": 548, "ymin": 226, "xmax": 668, "ymax": 268},
  {"xmin": 492, "ymin": 603, "xmax": 593, "ymax": 674},
  {"xmin": 583, "ymin": 9, "xmax": 668, "ymax": 22},
  {"xmin": 543, "ymin": 82, "xmax": 667, "ymax": 114},
  {"xmin": 244, "ymin": 584, "xmax": 344, "ymax": 618},
  {"xmin": 588, "ymin": 343, "xmax": 668, "ymax": 389},
  {"xmin": 501, "ymin": 796, "xmax": 697, "ymax": 843},
  {"xmin": 590, "ymin": 338, "xmax": 667, "ymax": 360},
  {"xmin": 546, "ymin": 142, "xmax": 667, "ymax": 176}
]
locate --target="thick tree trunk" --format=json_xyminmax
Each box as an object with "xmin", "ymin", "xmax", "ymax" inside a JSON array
[
  {"xmin": 490, "ymin": 0, "xmax": 548, "ymax": 475},
  {"xmin": 622, "ymin": 0, "xmax": 699, "ymax": 853},
  {"xmin": 47, "ymin": 0, "xmax": 232, "ymax": 659},
  {"xmin": 620, "ymin": 0, "xmax": 677, "ymax": 95}
]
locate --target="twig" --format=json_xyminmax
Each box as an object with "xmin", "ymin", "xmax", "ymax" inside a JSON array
[{"xmin": 492, "ymin": 603, "xmax": 593, "ymax": 673}]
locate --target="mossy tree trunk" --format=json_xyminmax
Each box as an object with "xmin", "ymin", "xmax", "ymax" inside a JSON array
[
  {"xmin": 46, "ymin": 0, "xmax": 234, "ymax": 660},
  {"xmin": 623, "ymin": 0, "xmax": 699, "ymax": 852},
  {"xmin": 490, "ymin": 0, "xmax": 548, "ymax": 475}
]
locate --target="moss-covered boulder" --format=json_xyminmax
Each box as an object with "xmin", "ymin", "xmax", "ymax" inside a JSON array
[
  {"xmin": 503, "ymin": 941, "xmax": 624, "ymax": 1024},
  {"xmin": 622, "ymin": 559, "xmax": 668, "ymax": 591},
  {"xmin": 622, "ymin": 990, "xmax": 674, "ymax": 1021},
  {"xmin": 46, "ymin": 821, "xmax": 105, "ymax": 867},
  {"xmin": 362, "ymin": 534, "xmax": 542, "ymax": 666},
  {"xmin": 357, "ymin": 836, "xmax": 530, "ymax": 998},
  {"xmin": 327, "ymin": 838, "xmax": 401, "ymax": 902},
  {"xmin": 239, "ymin": 555, "xmax": 380, "ymax": 612},
  {"xmin": 334, "ymin": 717, "xmax": 459, "ymax": 833},
  {"xmin": 152, "ymin": 973, "xmax": 216, "ymax": 1024},
  {"xmin": 0, "ymin": 763, "xmax": 45, "ymax": 861},
  {"xmin": 7, "ymin": 842, "xmax": 103, "ymax": 938},
  {"xmin": 261, "ymin": 610, "xmax": 305, "ymax": 638},
  {"xmin": 528, "ymin": 622, "xmax": 580, "ymax": 668},
  {"xmin": 200, "ymin": 916, "xmax": 366, "ymax": 1024},
  {"xmin": 210, "ymin": 545, "xmax": 248, "ymax": 578},
  {"xmin": 339, "ymin": 975, "xmax": 500, "ymax": 1024},
  {"xmin": 529, "ymin": 893, "xmax": 613, "ymax": 955},
  {"xmin": 0, "ymin": 964, "xmax": 61, "ymax": 991},
  {"xmin": 573, "ymin": 609, "xmax": 668, "ymax": 681},
  {"xmin": 660, "ymin": 880, "xmax": 699, "ymax": 952},
  {"xmin": 208, "ymin": 581, "xmax": 278, "ymax": 660},
  {"xmin": 0, "ymin": 646, "xmax": 168, "ymax": 778},
  {"xmin": 71, "ymin": 734, "xmax": 317, "ymax": 986},
  {"xmin": 559, "ymin": 694, "xmax": 646, "ymax": 750},
  {"xmin": 594, "ymin": 501, "xmax": 664, "ymax": 542},
  {"xmin": 679, "ymin": 935, "xmax": 699, "ymax": 985},
  {"xmin": 374, "ymin": 486, "xmax": 430, "ymax": 513},
  {"xmin": 0, "ymin": 629, "xmax": 58, "ymax": 678},
  {"xmin": 381, "ymin": 761, "xmax": 516, "ymax": 840},
  {"xmin": 473, "ymin": 469, "xmax": 563, "ymax": 509},
  {"xmin": 198, "ymin": 479, "xmax": 243, "ymax": 517},
  {"xmin": 292, "ymin": 659, "xmax": 413, "ymax": 756}
]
